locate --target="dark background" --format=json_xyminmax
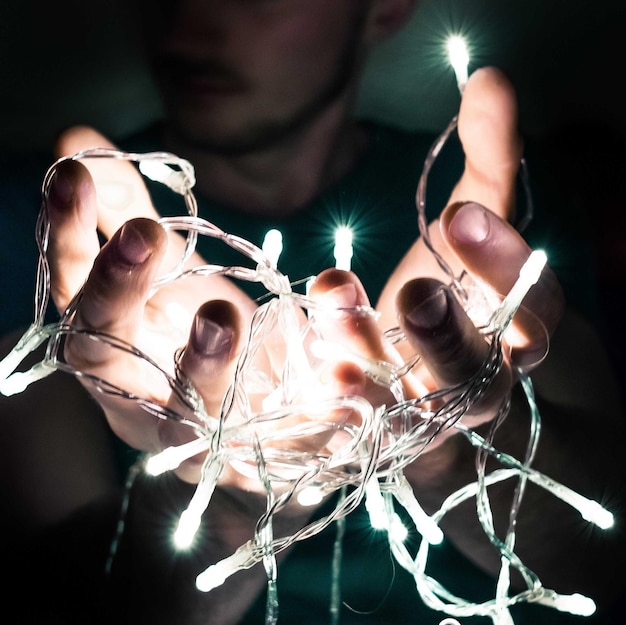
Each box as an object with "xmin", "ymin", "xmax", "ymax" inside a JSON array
[{"xmin": 1, "ymin": 0, "xmax": 625, "ymax": 152}]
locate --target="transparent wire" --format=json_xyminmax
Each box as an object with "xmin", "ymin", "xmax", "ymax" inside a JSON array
[{"xmin": 0, "ymin": 132, "xmax": 611, "ymax": 625}]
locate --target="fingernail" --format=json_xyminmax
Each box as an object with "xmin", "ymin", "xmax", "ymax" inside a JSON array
[
  {"xmin": 48, "ymin": 169, "xmax": 75, "ymax": 208},
  {"xmin": 448, "ymin": 202, "xmax": 490, "ymax": 245},
  {"xmin": 190, "ymin": 315, "xmax": 234, "ymax": 357},
  {"xmin": 405, "ymin": 288, "xmax": 450, "ymax": 334},
  {"xmin": 321, "ymin": 280, "xmax": 370, "ymax": 311},
  {"xmin": 116, "ymin": 222, "xmax": 153, "ymax": 266},
  {"xmin": 324, "ymin": 283, "xmax": 359, "ymax": 308}
]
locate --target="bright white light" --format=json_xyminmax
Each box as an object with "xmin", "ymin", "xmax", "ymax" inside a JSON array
[
  {"xmin": 146, "ymin": 438, "xmax": 211, "ymax": 476},
  {"xmin": 297, "ymin": 485, "xmax": 325, "ymax": 507},
  {"xmin": 196, "ymin": 563, "xmax": 229, "ymax": 593},
  {"xmin": 390, "ymin": 513, "xmax": 409, "ymax": 542},
  {"xmin": 196, "ymin": 544, "xmax": 254, "ymax": 592},
  {"xmin": 172, "ymin": 457, "xmax": 225, "ymax": 549},
  {"xmin": 139, "ymin": 160, "xmax": 176, "ymax": 184},
  {"xmin": 395, "ymin": 476, "xmax": 444, "ymax": 545},
  {"xmin": 174, "ymin": 508, "xmax": 202, "ymax": 550},
  {"xmin": 333, "ymin": 226, "xmax": 353, "ymax": 271},
  {"xmin": 0, "ymin": 362, "xmax": 54, "ymax": 396},
  {"xmin": 446, "ymin": 35, "xmax": 469, "ymax": 92},
  {"xmin": 579, "ymin": 499, "xmax": 614, "ymax": 530},
  {"xmin": 519, "ymin": 249, "xmax": 547, "ymax": 286},
  {"xmin": 539, "ymin": 591, "xmax": 596, "ymax": 617},
  {"xmin": 138, "ymin": 160, "xmax": 192, "ymax": 193},
  {"xmin": 365, "ymin": 478, "xmax": 388, "ymax": 530},
  {"xmin": 165, "ymin": 301, "xmax": 193, "ymax": 333},
  {"xmin": 564, "ymin": 594, "xmax": 597, "ymax": 617},
  {"xmin": 262, "ymin": 229, "xmax": 283, "ymax": 268},
  {"xmin": 490, "ymin": 249, "xmax": 548, "ymax": 333}
]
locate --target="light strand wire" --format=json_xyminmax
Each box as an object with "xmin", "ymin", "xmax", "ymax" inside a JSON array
[{"xmin": 0, "ymin": 130, "xmax": 612, "ymax": 624}]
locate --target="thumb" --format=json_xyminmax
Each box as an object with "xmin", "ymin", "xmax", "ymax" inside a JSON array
[
  {"xmin": 54, "ymin": 125, "xmax": 160, "ymax": 238},
  {"xmin": 448, "ymin": 67, "xmax": 523, "ymax": 222}
]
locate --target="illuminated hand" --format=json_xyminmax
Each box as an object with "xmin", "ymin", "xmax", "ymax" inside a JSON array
[
  {"xmin": 369, "ymin": 67, "xmax": 566, "ymax": 446},
  {"xmin": 47, "ymin": 157, "xmax": 246, "ymax": 452},
  {"xmin": 47, "ymin": 150, "xmax": 369, "ymax": 486}
]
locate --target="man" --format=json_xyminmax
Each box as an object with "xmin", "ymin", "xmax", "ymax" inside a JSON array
[{"xmin": 1, "ymin": 1, "xmax": 624, "ymax": 623}]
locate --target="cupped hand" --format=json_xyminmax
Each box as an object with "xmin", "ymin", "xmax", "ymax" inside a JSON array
[
  {"xmin": 47, "ymin": 65, "xmax": 566, "ymax": 489},
  {"xmin": 367, "ymin": 67, "xmax": 566, "ymax": 450},
  {"xmin": 47, "ymin": 140, "xmax": 369, "ymax": 487},
  {"xmin": 47, "ymin": 141, "xmax": 257, "ymax": 456}
]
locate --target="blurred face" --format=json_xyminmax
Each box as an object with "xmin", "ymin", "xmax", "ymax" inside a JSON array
[{"xmin": 140, "ymin": 0, "xmax": 371, "ymax": 155}]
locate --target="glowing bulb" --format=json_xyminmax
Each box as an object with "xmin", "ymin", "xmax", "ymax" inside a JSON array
[
  {"xmin": 145, "ymin": 438, "xmax": 211, "ymax": 476},
  {"xmin": 173, "ymin": 456, "xmax": 225, "ymax": 549},
  {"xmin": 196, "ymin": 563, "xmax": 229, "ymax": 593},
  {"xmin": 262, "ymin": 229, "xmax": 283, "ymax": 268},
  {"xmin": 446, "ymin": 35, "xmax": 469, "ymax": 92},
  {"xmin": 138, "ymin": 160, "xmax": 193, "ymax": 193},
  {"xmin": 579, "ymin": 499, "xmax": 614, "ymax": 530},
  {"xmin": 365, "ymin": 478, "xmax": 388, "ymax": 530},
  {"xmin": 174, "ymin": 508, "xmax": 202, "ymax": 549},
  {"xmin": 489, "ymin": 250, "xmax": 547, "ymax": 333},
  {"xmin": 333, "ymin": 226, "xmax": 353, "ymax": 271},
  {"xmin": 297, "ymin": 485, "xmax": 325, "ymax": 506},
  {"xmin": 139, "ymin": 160, "xmax": 176, "ymax": 184},
  {"xmin": 520, "ymin": 249, "xmax": 547, "ymax": 284},
  {"xmin": 390, "ymin": 512, "xmax": 409, "ymax": 542},
  {"xmin": 305, "ymin": 277, "xmax": 314, "ymax": 294},
  {"xmin": 0, "ymin": 362, "xmax": 54, "ymax": 396},
  {"xmin": 196, "ymin": 544, "xmax": 255, "ymax": 592},
  {"xmin": 538, "ymin": 591, "xmax": 596, "ymax": 616},
  {"xmin": 395, "ymin": 476, "xmax": 444, "ymax": 545},
  {"xmin": 562, "ymin": 594, "xmax": 596, "ymax": 617}
]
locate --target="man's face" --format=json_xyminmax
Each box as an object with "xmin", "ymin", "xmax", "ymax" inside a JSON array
[{"xmin": 141, "ymin": 0, "xmax": 371, "ymax": 155}]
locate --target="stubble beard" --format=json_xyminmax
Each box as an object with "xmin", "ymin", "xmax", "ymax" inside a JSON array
[{"xmin": 163, "ymin": 21, "xmax": 367, "ymax": 158}]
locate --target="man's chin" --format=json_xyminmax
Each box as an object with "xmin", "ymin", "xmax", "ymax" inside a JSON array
[{"xmin": 168, "ymin": 114, "xmax": 299, "ymax": 157}]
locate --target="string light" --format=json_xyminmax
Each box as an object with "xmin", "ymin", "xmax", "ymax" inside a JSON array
[
  {"xmin": 446, "ymin": 35, "xmax": 470, "ymax": 92},
  {"xmin": 0, "ymin": 41, "xmax": 615, "ymax": 625},
  {"xmin": 262, "ymin": 228, "xmax": 283, "ymax": 268},
  {"xmin": 333, "ymin": 226, "xmax": 353, "ymax": 271},
  {"xmin": 0, "ymin": 144, "xmax": 612, "ymax": 625}
]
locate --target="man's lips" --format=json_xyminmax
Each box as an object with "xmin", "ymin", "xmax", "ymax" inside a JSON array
[{"xmin": 156, "ymin": 56, "xmax": 247, "ymax": 97}]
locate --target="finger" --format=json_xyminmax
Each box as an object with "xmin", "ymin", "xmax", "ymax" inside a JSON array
[
  {"xmin": 309, "ymin": 268, "xmax": 387, "ymax": 360},
  {"xmin": 441, "ymin": 201, "xmax": 565, "ymax": 359},
  {"xmin": 54, "ymin": 126, "xmax": 160, "ymax": 238},
  {"xmin": 296, "ymin": 360, "xmax": 367, "ymax": 455},
  {"xmin": 158, "ymin": 300, "xmax": 241, "ymax": 483},
  {"xmin": 159, "ymin": 300, "xmax": 367, "ymax": 484},
  {"xmin": 178, "ymin": 300, "xmax": 241, "ymax": 415},
  {"xmin": 377, "ymin": 69, "xmax": 521, "ymax": 331},
  {"xmin": 448, "ymin": 67, "xmax": 523, "ymax": 221},
  {"xmin": 309, "ymin": 269, "xmax": 424, "ymax": 400},
  {"xmin": 54, "ymin": 126, "xmax": 250, "ymax": 309},
  {"xmin": 64, "ymin": 218, "xmax": 167, "ymax": 370},
  {"xmin": 47, "ymin": 159, "xmax": 101, "ymax": 313},
  {"xmin": 396, "ymin": 277, "xmax": 511, "ymax": 416}
]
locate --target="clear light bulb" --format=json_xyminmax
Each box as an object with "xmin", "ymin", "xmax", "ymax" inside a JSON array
[
  {"xmin": 262, "ymin": 229, "xmax": 283, "ymax": 268},
  {"xmin": 333, "ymin": 226, "xmax": 353, "ymax": 271},
  {"xmin": 174, "ymin": 508, "xmax": 202, "ymax": 550},
  {"xmin": 297, "ymin": 485, "xmax": 325, "ymax": 506},
  {"xmin": 196, "ymin": 544, "xmax": 255, "ymax": 592},
  {"xmin": 446, "ymin": 35, "xmax": 469, "ymax": 92}
]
